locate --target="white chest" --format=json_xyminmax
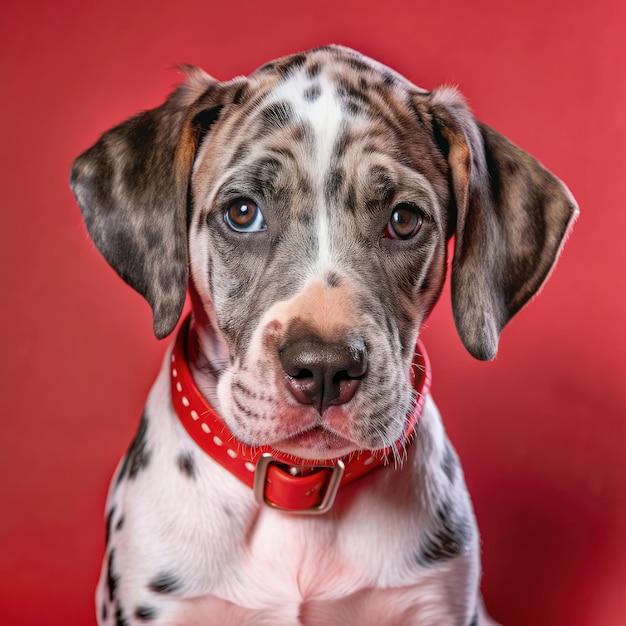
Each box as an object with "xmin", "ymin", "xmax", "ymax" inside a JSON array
[{"xmin": 103, "ymin": 367, "xmax": 478, "ymax": 625}]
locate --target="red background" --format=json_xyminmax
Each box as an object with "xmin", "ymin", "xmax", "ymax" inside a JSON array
[{"xmin": 1, "ymin": 0, "xmax": 625, "ymax": 624}]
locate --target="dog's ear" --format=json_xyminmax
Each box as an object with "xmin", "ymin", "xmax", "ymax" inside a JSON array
[
  {"xmin": 70, "ymin": 68, "xmax": 246, "ymax": 339},
  {"xmin": 420, "ymin": 87, "xmax": 578, "ymax": 360}
]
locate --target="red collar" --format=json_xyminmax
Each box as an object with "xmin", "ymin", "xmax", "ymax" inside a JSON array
[{"xmin": 170, "ymin": 315, "xmax": 431, "ymax": 514}]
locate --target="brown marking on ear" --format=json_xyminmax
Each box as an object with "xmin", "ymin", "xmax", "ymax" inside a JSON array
[
  {"xmin": 432, "ymin": 120, "xmax": 471, "ymax": 234},
  {"xmin": 424, "ymin": 88, "xmax": 578, "ymax": 360},
  {"xmin": 70, "ymin": 71, "xmax": 246, "ymax": 338}
]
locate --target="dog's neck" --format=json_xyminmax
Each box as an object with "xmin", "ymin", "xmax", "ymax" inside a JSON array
[{"xmin": 186, "ymin": 282, "xmax": 231, "ymax": 411}]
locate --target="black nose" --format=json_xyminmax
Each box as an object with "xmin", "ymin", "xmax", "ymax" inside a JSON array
[{"xmin": 279, "ymin": 336, "xmax": 367, "ymax": 414}]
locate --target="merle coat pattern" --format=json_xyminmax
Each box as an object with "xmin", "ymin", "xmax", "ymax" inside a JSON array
[{"xmin": 71, "ymin": 46, "xmax": 577, "ymax": 625}]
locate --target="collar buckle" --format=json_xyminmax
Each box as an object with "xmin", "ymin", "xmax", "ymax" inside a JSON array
[{"xmin": 253, "ymin": 453, "xmax": 345, "ymax": 514}]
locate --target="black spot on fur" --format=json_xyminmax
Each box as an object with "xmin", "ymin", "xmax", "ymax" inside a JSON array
[
  {"xmin": 325, "ymin": 272, "xmax": 341, "ymax": 288},
  {"xmin": 303, "ymin": 85, "xmax": 321, "ymax": 102},
  {"xmin": 116, "ymin": 516, "xmax": 125, "ymax": 531},
  {"xmin": 306, "ymin": 62, "xmax": 321, "ymax": 78},
  {"xmin": 116, "ymin": 413, "xmax": 151, "ymax": 485},
  {"xmin": 177, "ymin": 452, "xmax": 196, "ymax": 479},
  {"xmin": 334, "ymin": 131, "xmax": 351, "ymax": 160},
  {"xmin": 311, "ymin": 44, "xmax": 334, "ymax": 55},
  {"xmin": 105, "ymin": 507, "xmax": 116, "ymax": 546},
  {"xmin": 347, "ymin": 56, "xmax": 370, "ymax": 73},
  {"xmin": 107, "ymin": 230, "xmax": 146, "ymax": 289},
  {"xmin": 143, "ymin": 226, "xmax": 162, "ymax": 251},
  {"xmin": 158, "ymin": 268, "xmax": 177, "ymax": 293},
  {"xmin": 417, "ymin": 499, "xmax": 471, "ymax": 565},
  {"xmin": 266, "ymin": 145, "xmax": 296, "ymax": 162},
  {"xmin": 102, "ymin": 601, "xmax": 108, "ymax": 621},
  {"xmin": 115, "ymin": 603, "xmax": 129, "ymax": 626},
  {"xmin": 232, "ymin": 85, "xmax": 246, "ymax": 105},
  {"xmin": 193, "ymin": 106, "xmax": 225, "ymax": 146},
  {"xmin": 135, "ymin": 605, "xmax": 158, "ymax": 621},
  {"xmin": 441, "ymin": 441, "xmax": 457, "ymax": 482},
  {"xmin": 107, "ymin": 549, "xmax": 119, "ymax": 602},
  {"xmin": 257, "ymin": 60, "xmax": 276, "ymax": 73},
  {"xmin": 149, "ymin": 573, "xmax": 183, "ymax": 594},
  {"xmin": 335, "ymin": 77, "xmax": 370, "ymax": 116},
  {"xmin": 324, "ymin": 167, "xmax": 344, "ymax": 203},
  {"xmin": 278, "ymin": 53, "xmax": 307, "ymax": 75},
  {"xmin": 345, "ymin": 100, "xmax": 360, "ymax": 115},
  {"xmin": 243, "ymin": 157, "xmax": 282, "ymax": 197},
  {"xmin": 259, "ymin": 101, "xmax": 294, "ymax": 131},
  {"xmin": 344, "ymin": 182, "xmax": 357, "ymax": 214},
  {"xmin": 382, "ymin": 72, "xmax": 396, "ymax": 87},
  {"xmin": 364, "ymin": 166, "xmax": 395, "ymax": 213},
  {"xmin": 290, "ymin": 123, "xmax": 314, "ymax": 145},
  {"xmin": 467, "ymin": 611, "xmax": 479, "ymax": 626}
]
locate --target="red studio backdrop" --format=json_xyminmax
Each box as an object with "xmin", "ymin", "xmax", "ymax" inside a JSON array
[{"xmin": 1, "ymin": 1, "xmax": 625, "ymax": 624}]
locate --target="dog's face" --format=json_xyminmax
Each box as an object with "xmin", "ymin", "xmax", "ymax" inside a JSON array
[
  {"xmin": 188, "ymin": 52, "xmax": 450, "ymax": 458},
  {"xmin": 71, "ymin": 46, "xmax": 577, "ymax": 460}
]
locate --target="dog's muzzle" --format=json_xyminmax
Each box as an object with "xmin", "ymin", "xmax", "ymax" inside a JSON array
[{"xmin": 170, "ymin": 314, "xmax": 431, "ymax": 514}]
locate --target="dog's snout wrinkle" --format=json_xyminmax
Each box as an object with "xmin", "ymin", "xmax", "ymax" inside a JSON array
[{"xmin": 280, "ymin": 336, "xmax": 367, "ymax": 414}]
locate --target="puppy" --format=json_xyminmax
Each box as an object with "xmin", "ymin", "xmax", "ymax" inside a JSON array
[{"xmin": 71, "ymin": 45, "xmax": 577, "ymax": 625}]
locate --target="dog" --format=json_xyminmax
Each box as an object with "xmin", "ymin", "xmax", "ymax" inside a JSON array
[{"xmin": 71, "ymin": 45, "xmax": 577, "ymax": 625}]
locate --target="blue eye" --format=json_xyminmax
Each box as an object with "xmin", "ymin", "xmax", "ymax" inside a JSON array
[{"xmin": 224, "ymin": 199, "xmax": 266, "ymax": 233}]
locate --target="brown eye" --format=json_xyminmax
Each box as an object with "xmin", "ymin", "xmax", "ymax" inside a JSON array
[
  {"xmin": 225, "ymin": 199, "xmax": 266, "ymax": 232},
  {"xmin": 384, "ymin": 204, "xmax": 424, "ymax": 240}
]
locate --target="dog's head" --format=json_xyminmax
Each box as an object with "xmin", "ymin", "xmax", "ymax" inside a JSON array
[{"xmin": 71, "ymin": 46, "xmax": 577, "ymax": 460}]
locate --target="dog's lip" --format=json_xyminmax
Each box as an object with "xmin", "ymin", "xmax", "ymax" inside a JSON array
[{"xmin": 271, "ymin": 425, "xmax": 357, "ymax": 458}]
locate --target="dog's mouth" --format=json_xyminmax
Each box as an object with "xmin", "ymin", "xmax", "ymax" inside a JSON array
[{"xmin": 272, "ymin": 425, "xmax": 358, "ymax": 460}]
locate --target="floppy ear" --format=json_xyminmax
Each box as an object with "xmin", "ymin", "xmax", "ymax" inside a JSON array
[
  {"xmin": 425, "ymin": 87, "xmax": 578, "ymax": 360},
  {"xmin": 70, "ymin": 68, "xmax": 246, "ymax": 339}
]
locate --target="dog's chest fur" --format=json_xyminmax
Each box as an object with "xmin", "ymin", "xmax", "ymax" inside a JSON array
[{"xmin": 103, "ymin": 354, "xmax": 478, "ymax": 625}]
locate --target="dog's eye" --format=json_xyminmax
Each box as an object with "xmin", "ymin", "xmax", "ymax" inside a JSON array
[
  {"xmin": 384, "ymin": 204, "xmax": 424, "ymax": 240},
  {"xmin": 225, "ymin": 199, "xmax": 267, "ymax": 233}
]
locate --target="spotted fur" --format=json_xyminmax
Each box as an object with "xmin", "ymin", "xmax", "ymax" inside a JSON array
[
  {"xmin": 72, "ymin": 45, "xmax": 577, "ymax": 624},
  {"xmin": 134, "ymin": 605, "xmax": 158, "ymax": 621},
  {"xmin": 115, "ymin": 413, "xmax": 151, "ymax": 485},
  {"xmin": 148, "ymin": 574, "xmax": 183, "ymax": 595}
]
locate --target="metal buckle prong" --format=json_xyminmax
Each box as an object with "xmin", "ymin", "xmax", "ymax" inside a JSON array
[{"xmin": 253, "ymin": 453, "xmax": 345, "ymax": 515}]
